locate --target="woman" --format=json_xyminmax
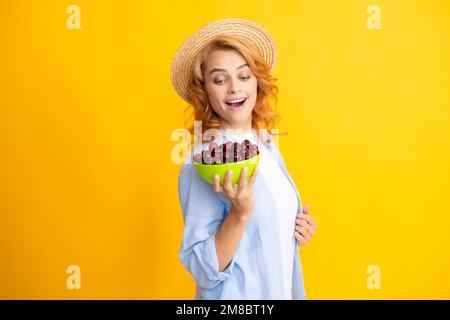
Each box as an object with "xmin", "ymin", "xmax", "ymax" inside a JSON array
[{"xmin": 171, "ymin": 18, "xmax": 318, "ymax": 300}]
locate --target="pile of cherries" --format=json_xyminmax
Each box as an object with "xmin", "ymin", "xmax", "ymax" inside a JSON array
[{"xmin": 193, "ymin": 138, "xmax": 260, "ymax": 164}]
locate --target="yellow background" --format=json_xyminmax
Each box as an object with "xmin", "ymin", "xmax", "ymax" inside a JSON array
[{"xmin": 0, "ymin": 0, "xmax": 449, "ymax": 299}]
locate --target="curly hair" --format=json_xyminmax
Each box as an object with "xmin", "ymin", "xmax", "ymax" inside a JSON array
[{"xmin": 181, "ymin": 35, "xmax": 287, "ymax": 148}]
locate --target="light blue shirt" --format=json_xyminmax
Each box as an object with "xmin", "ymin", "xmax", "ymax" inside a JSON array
[{"xmin": 177, "ymin": 130, "xmax": 306, "ymax": 300}]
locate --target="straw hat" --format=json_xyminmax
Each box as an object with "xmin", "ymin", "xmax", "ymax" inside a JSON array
[{"xmin": 170, "ymin": 18, "xmax": 278, "ymax": 104}]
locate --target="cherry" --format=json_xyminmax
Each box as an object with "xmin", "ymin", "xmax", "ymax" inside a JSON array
[
  {"xmin": 202, "ymin": 150, "xmax": 213, "ymax": 164},
  {"xmin": 193, "ymin": 153, "xmax": 202, "ymax": 164},
  {"xmin": 213, "ymin": 151, "xmax": 223, "ymax": 164},
  {"xmin": 224, "ymin": 141, "xmax": 234, "ymax": 151},
  {"xmin": 241, "ymin": 139, "xmax": 251, "ymax": 151},
  {"xmin": 249, "ymin": 144, "xmax": 258, "ymax": 153},
  {"xmin": 208, "ymin": 141, "xmax": 218, "ymax": 152},
  {"xmin": 224, "ymin": 153, "xmax": 234, "ymax": 164},
  {"xmin": 195, "ymin": 139, "xmax": 259, "ymax": 165}
]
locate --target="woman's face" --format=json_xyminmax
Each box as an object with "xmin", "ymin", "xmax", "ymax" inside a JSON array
[{"xmin": 203, "ymin": 49, "xmax": 258, "ymax": 131}]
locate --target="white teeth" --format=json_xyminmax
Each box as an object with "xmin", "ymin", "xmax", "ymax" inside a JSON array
[{"xmin": 226, "ymin": 98, "xmax": 246, "ymax": 104}]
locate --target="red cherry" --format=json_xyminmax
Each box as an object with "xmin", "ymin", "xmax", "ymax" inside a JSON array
[
  {"xmin": 213, "ymin": 151, "xmax": 223, "ymax": 164},
  {"xmin": 193, "ymin": 153, "xmax": 202, "ymax": 164},
  {"xmin": 224, "ymin": 154, "xmax": 234, "ymax": 164},
  {"xmin": 249, "ymin": 149, "xmax": 258, "ymax": 158},
  {"xmin": 242, "ymin": 139, "xmax": 251, "ymax": 149},
  {"xmin": 202, "ymin": 150, "xmax": 212, "ymax": 164},
  {"xmin": 208, "ymin": 141, "xmax": 218, "ymax": 152},
  {"xmin": 225, "ymin": 141, "xmax": 234, "ymax": 150}
]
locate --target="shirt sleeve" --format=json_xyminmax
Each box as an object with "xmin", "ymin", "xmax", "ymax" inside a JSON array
[{"xmin": 177, "ymin": 162, "xmax": 236, "ymax": 290}]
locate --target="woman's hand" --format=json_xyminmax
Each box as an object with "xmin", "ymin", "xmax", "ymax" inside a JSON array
[
  {"xmin": 212, "ymin": 166, "xmax": 259, "ymax": 220},
  {"xmin": 295, "ymin": 204, "xmax": 318, "ymax": 246}
]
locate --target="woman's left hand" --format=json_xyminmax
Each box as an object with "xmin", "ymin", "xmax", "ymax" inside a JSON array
[{"xmin": 295, "ymin": 204, "xmax": 318, "ymax": 246}]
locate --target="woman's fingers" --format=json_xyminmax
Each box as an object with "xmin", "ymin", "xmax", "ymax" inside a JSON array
[
  {"xmin": 212, "ymin": 174, "xmax": 223, "ymax": 193},
  {"xmin": 302, "ymin": 204, "xmax": 311, "ymax": 213},
  {"xmin": 214, "ymin": 166, "xmax": 258, "ymax": 196},
  {"xmin": 238, "ymin": 167, "xmax": 248, "ymax": 190},
  {"xmin": 295, "ymin": 231, "xmax": 307, "ymax": 246},
  {"xmin": 296, "ymin": 213, "xmax": 318, "ymax": 229},
  {"xmin": 296, "ymin": 213, "xmax": 313, "ymax": 225},
  {"xmin": 296, "ymin": 219, "xmax": 315, "ymax": 236},
  {"xmin": 296, "ymin": 217, "xmax": 316, "ymax": 234},
  {"xmin": 223, "ymin": 170, "xmax": 234, "ymax": 194},
  {"xmin": 295, "ymin": 224, "xmax": 312, "ymax": 241}
]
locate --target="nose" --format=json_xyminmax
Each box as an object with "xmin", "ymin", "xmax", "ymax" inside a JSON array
[{"xmin": 228, "ymin": 78, "xmax": 242, "ymax": 94}]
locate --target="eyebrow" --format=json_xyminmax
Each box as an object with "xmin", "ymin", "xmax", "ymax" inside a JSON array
[{"xmin": 208, "ymin": 63, "xmax": 249, "ymax": 76}]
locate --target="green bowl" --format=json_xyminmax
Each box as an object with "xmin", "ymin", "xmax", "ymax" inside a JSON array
[{"xmin": 194, "ymin": 154, "xmax": 260, "ymax": 186}]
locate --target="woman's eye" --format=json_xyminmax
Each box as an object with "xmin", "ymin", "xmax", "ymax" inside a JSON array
[{"xmin": 214, "ymin": 76, "xmax": 250, "ymax": 85}]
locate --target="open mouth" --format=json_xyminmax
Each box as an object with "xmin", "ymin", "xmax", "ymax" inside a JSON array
[{"xmin": 225, "ymin": 98, "xmax": 247, "ymax": 109}]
